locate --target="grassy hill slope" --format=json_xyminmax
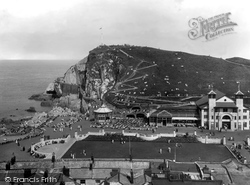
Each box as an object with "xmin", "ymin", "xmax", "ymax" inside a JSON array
[{"xmin": 85, "ymin": 45, "xmax": 250, "ymax": 107}]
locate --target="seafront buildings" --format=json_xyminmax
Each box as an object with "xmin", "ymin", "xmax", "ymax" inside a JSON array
[
  {"xmin": 136, "ymin": 89, "xmax": 250, "ymax": 131},
  {"xmin": 196, "ymin": 89, "xmax": 250, "ymax": 131}
]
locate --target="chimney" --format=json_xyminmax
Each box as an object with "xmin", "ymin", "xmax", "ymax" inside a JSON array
[
  {"xmin": 89, "ymin": 163, "xmax": 93, "ymax": 170},
  {"xmin": 62, "ymin": 166, "xmax": 70, "ymax": 177},
  {"xmin": 130, "ymin": 169, "xmax": 134, "ymax": 184}
]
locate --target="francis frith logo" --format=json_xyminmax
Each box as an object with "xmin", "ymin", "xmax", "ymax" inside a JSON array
[{"xmin": 188, "ymin": 12, "xmax": 237, "ymax": 41}]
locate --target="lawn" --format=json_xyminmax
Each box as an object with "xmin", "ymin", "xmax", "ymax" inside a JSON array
[{"xmin": 62, "ymin": 140, "xmax": 233, "ymax": 162}]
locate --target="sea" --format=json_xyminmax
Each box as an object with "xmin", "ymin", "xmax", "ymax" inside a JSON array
[{"xmin": 0, "ymin": 60, "xmax": 78, "ymax": 120}]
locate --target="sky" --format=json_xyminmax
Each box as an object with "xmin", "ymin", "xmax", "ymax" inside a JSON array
[{"xmin": 0, "ymin": 0, "xmax": 250, "ymax": 60}]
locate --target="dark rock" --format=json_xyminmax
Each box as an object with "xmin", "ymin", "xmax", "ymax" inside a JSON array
[
  {"xmin": 0, "ymin": 118, "xmax": 13, "ymax": 124},
  {"xmin": 25, "ymin": 107, "xmax": 36, "ymax": 112},
  {"xmin": 40, "ymin": 100, "xmax": 53, "ymax": 107},
  {"xmin": 29, "ymin": 93, "xmax": 52, "ymax": 101}
]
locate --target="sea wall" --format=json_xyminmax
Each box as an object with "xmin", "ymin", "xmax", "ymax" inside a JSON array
[
  {"xmin": 75, "ymin": 130, "xmax": 177, "ymax": 141},
  {"xmin": 197, "ymin": 136, "xmax": 222, "ymax": 144}
]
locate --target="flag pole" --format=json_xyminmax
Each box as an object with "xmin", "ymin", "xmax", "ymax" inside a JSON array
[
  {"xmin": 100, "ymin": 27, "xmax": 103, "ymax": 45},
  {"xmin": 174, "ymin": 143, "xmax": 177, "ymax": 162}
]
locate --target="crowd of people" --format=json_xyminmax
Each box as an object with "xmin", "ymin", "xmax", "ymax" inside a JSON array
[
  {"xmin": 230, "ymin": 143, "xmax": 248, "ymax": 163},
  {"xmin": 48, "ymin": 106, "xmax": 78, "ymax": 117},
  {"xmin": 52, "ymin": 116, "xmax": 84, "ymax": 132},
  {"xmin": 91, "ymin": 118, "xmax": 156, "ymax": 131}
]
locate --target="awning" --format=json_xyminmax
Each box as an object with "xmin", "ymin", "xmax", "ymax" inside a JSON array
[{"xmin": 172, "ymin": 117, "xmax": 199, "ymax": 120}]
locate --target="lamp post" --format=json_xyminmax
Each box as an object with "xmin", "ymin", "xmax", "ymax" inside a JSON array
[
  {"xmin": 173, "ymin": 143, "xmax": 177, "ymax": 162},
  {"xmin": 129, "ymin": 136, "xmax": 132, "ymax": 161}
]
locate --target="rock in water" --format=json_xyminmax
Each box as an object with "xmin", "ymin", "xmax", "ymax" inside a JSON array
[
  {"xmin": 40, "ymin": 100, "xmax": 53, "ymax": 107},
  {"xmin": 29, "ymin": 93, "xmax": 52, "ymax": 101},
  {"xmin": 25, "ymin": 107, "xmax": 36, "ymax": 112}
]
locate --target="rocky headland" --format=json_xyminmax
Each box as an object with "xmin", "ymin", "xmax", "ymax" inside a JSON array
[{"xmin": 31, "ymin": 45, "xmax": 250, "ymax": 112}]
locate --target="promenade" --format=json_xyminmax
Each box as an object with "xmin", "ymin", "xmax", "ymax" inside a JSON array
[{"xmin": 1, "ymin": 115, "xmax": 250, "ymax": 163}]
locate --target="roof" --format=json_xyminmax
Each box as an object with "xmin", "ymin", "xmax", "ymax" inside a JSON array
[
  {"xmin": 235, "ymin": 90, "xmax": 244, "ymax": 95},
  {"xmin": 208, "ymin": 90, "xmax": 216, "ymax": 95},
  {"xmin": 150, "ymin": 110, "xmax": 172, "ymax": 118},
  {"xmin": 196, "ymin": 90, "xmax": 225, "ymax": 108},
  {"xmin": 152, "ymin": 178, "xmax": 223, "ymax": 185},
  {"xmin": 94, "ymin": 104, "xmax": 113, "ymax": 113},
  {"xmin": 215, "ymin": 102, "xmax": 237, "ymax": 108},
  {"xmin": 168, "ymin": 162, "xmax": 198, "ymax": 173},
  {"xmin": 106, "ymin": 169, "xmax": 151, "ymax": 185},
  {"xmin": 149, "ymin": 108, "xmax": 198, "ymax": 118},
  {"xmin": 151, "ymin": 161, "xmax": 198, "ymax": 174},
  {"xmin": 70, "ymin": 168, "xmax": 112, "ymax": 179}
]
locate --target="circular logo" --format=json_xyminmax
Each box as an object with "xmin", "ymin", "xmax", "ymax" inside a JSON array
[{"xmin": 5, "ymin": 177, "xmax": 11, "ymax": 183}]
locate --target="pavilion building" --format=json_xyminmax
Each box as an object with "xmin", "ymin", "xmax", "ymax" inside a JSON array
[
  {"xmin": 148, "ymin": 105, "xmax": 199, "ymax": 127},
  {"xmin": 196, "ymin": 89, "xmax": 250, "ymax": 131},
  {"xmin": 94, "ymin": 104, "xmax": 113, "ymax": 124}
]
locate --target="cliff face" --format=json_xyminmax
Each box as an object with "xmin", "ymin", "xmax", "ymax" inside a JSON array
[
  {"xmin": 46, "ymin": 45, "xmax": 250, "ymax": 110},
  {"xmin": 47, "ymin": 45, "xmax": 125, "ymax": 98}
]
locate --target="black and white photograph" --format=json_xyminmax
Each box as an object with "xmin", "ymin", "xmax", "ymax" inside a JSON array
[{"xmin": 0, "ymin": 0, "xmax": 250, "ymax": 184}]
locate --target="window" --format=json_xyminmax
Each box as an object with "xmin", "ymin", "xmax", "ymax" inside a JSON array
[
  {"xmin": 223, "ymin": 108, "xmax": 228, "ymax": 112},
  {"xmin": 235, "ymin": 116, "xmax": 237, "ymax": 120},
  {"xmin": 80, "ymin": 180, "xmax": 86, "ymax": 185},
  {"xmin": 239, "ymin": 116, "xmax": 241, "ymax": 120},
  {"xmin": 216, "ymin": 116, "xmax": 219, "ymax": 119},
  {"xmin": 204, "ymin": 115, "xmax": 208, "ymax": 118},
  {"xmin": 157, "ymin": 118, "xmax": 162, "ymax": 123},
  {"xmin": 243, "ymin": 109, "xmax": 247, "ymax": 113},
  {"xmin": 211, "ymin": 116, "xmax": 214, "ymax": 119},
  {"xmin": 243, "ymin": 116, "xmax": 247, "ymax": 119},
  {"xmin": 96, "ymin": 180, "xmax": 101, "ymax": 183},
  {"xmin": 244, "ymin": 122, "xmax": 247, "ymax": 127},
  {"xmin": 150, "ymin": 117, "xmax": 156, "ymax": 122}
]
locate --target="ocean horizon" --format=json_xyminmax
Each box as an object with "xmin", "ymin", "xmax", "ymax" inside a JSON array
[{"xmin": 0, "ymin": 59, "xmax": 78, "ymax": 120}]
